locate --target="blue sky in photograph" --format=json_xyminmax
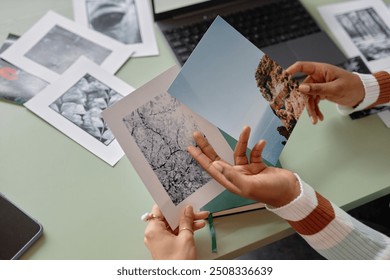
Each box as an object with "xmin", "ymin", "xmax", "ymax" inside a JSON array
[{"xmin": 168, "ymin": 16, "xmax": 285, "ymax": 165}]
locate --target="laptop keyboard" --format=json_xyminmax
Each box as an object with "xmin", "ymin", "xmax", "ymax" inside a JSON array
[{"xmin": 163, "ymin": 0, "xmax": 321, "ymax": 65}]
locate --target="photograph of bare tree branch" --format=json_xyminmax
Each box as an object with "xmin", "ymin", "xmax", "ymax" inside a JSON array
[{"xmin": 122, "ymin": 92, "xmax": 211, "ymax": 205}]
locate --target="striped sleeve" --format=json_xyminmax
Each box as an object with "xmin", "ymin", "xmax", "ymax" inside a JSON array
[
  {"xmin": 337, "ymin": 70, "xmax": 390, "ymax": 115},
  {"xmin": 266, "ymin": 174, "xmax": 390, "ymax": 259}
]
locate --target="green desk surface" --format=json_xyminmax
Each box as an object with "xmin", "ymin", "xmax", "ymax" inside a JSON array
[{"xmin": 0, "ymin": 0, "xmax": 389, "ymax": 260}]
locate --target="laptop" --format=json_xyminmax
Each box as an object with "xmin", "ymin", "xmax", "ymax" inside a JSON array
[{"xmin": 151, "ymin": 0, "xmax": 346, "ymax": 68}]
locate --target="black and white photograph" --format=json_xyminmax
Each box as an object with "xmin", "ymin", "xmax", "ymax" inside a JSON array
[
  {"xmin": 0, "ymin": 34, "xmax": 48, "ymax": 104},
  {"xmin": 122, "ymin": 92, "xmax": 211, "ymax": 206},
  {"xmin": 73, "ymin": 0, "xmax": 159, "ymax": 57},
  {"xmin": 336, "ymin": 8, "xmax": 390, "ymax": 62},
  {"xmin": 49, "ymin": 73, "xmax": 122, "ymax": 146},
  {"xmin": 86, "ymin": 0, "xmax": 141, "ymax": 44},
  {"xmin": 25, "ymin": 25, "xmax": 112, "ymax": 75},
  {"xmin": 102, "ymin": 66, "xmax": 233, "ymax": 229},
  {"xmin": 337, "ymin": 56, "xmax": 371, "ymax": 74},
  {"xmin": 0, "ymin": 11, "xmax": 133, "ymax": 83},
  {"xmin": 24, "ymin": 57, "xmax": 135, "ymax": 166},
  {"xmin": 318, "ymin": 0, "xmax": 390, "ymax": 72}
]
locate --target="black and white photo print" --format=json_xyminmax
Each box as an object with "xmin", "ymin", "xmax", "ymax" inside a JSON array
[
  {"xmin": 49, "ymin": 74, "xmax": 122, "ymax": 146},
  {"xmin": 86, "ymin": 0, "xmax": 142, "ymax": 44},
  {"xmin": 122, "ymin": 92, "xmax": 211, "ymax": 205},
  {"xmin": 25, "ymin": 26, "xmax": 112, "ymax": 75},
  {"xmin": 24, "ymin": 57, "xmax": 134, "ymax": 166},
  {"xmin": 73, "ymin": 0, "xmax": 158, "ymax": 57},
  {"xmin": 336, "ymin": 8, "xmax": 390, "ymax": 61},
  {"xmin": 0, "ymin": 11, "xmax": 132, "ymax": 83}
]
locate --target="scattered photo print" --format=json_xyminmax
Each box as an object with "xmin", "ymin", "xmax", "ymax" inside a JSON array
[
  {"xmin": 349, "ymin": 105, "xmax": 390, "ymax": 120},
  {"xmin": 0, "ymin": 34, "xmax": 48, "ymax": 104},
  {"xmin": 0, "ymin": 34, "xmax": 19, "ymax": 53},
  {"xmin": 336, "ymin": 8, "xmax": 390, "ymax": 61},
  {"xmin": 25, "ymin": 25, "xmax": 112, "ymax": 75},
  {"xmin": 337, "ymin": 56, "xmax": 371, "ymax": 74},
  {"xmin": 122, "ymin": 92, "xmax": 211, "ymax": 205},
  {"xmin": 86, "ymin": 0, "xmax": 142, "ymax": 44},
  {"xmin": 49, "ymin": 74, "xmax": 122, "ymax": 145}
]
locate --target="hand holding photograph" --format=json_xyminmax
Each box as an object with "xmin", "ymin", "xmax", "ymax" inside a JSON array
[
  {"xmin": 168, "ymin": 16, "xmax": 307, "ymax": 166},
  {"xmin": 24, "ymin": 57, "xmax": 135, "ymax": 166},
  {"xmin": 318, "ymin": 0, "xmax": 390, "ymax": 72},
  {"xmin": 73, "ymin": 0, "xmax": 159, "ymax": 57},
  {"xmin": 0, "ymin": 11, "xmax": 133, "ymax": 83},
  {"xmin": 102, "ymin": 66, "xmax": 234, "ymax": 229}
]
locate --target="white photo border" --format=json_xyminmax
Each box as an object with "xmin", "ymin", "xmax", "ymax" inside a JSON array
[
  {"xmin": 318, "ymin": 0, "xmax": 390, "ymax": 72},
  {"xmin": 73, "ymin": 0, "xmax": 159, "ymax": 57},
  {"xmin": 102, "ymin": 66, "xmax": 233, "ymax": 229},
  {"xmin": 0, "ymin": 10, "xmax": 133, "ymax": 83},
  {"xmin": 24, "ymin": 57, "xmax": 135, "ymax": 166}
]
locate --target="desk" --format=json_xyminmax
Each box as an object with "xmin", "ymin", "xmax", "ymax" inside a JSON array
[{"xmin": 1, "ymin": 0, "xmax": 389, "ymax": 260}]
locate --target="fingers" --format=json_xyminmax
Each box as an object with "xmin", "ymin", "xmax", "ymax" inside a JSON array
[
  {"xmin": 249, "ymin": 139, "xmax": 266, "ymax": 164},
  {"xmin": 286, "ymin": 61, "xmax": 318, "ymax": 76},
  {"xmin": 234, "ymin": 126, "xmax": 251, "ymax": 165},
  {"xmin": 178, "ymin": 205, "xmax": 195, "ymax": 237},
  {"xmin": 192, "ymin": 131, "xmax": 220, "ymax": 161}
]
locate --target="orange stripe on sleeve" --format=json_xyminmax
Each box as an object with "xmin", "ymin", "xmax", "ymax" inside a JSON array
[
  {"xmin": 369, "ymin": 71, "xmax": 390, "ymax": 108},
  {"xmin": 287, "ymin": 192, "xmax": 335, "ymax": 235}
]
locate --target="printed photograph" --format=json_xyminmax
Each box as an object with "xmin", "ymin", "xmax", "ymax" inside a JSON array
[
  {"xmin": 337, "ymin": 56, "xmax": 371, "ymax": 74},
  {"xmin": 24, "ymin": 57, "xmax": 134, "ymax": 166},
  {"xmin": 0, "ymin": 11, "xmax": 132, "ymax": 83},
  {"xmin": 336, "ymin": 8, "xmax": 390, "ymax": 62},
  {"xmin": 255, "ymin": 54, "xmax": 307, "ymax": 142},
  {"xmin": 49, "ymin": 74, "xmax": 122, "ymax": 146},
  {"xmin": 25, "ymin": 25, "xmax": 112, "ymax": 75},
  {"xmin": 86, "ymin": 0, "xmax": 142, "ymax": 44},
  {"xmin": 168, "ymin": 17, "xmax": 305, "ymax": 165},
  {"xmin": 122, "ymin": 92, "xmax": 211, "ymax": 205},
  {"xmin": 102, "ymin": 66, "xmax": 231, "ymax": 229},
  {"xmin": 73, "ymin": 0, "xmax": 158, "ymax": 57},
  {"xmin": 0, "ymin": 34, "xmax": 48, "ymax": 104}
]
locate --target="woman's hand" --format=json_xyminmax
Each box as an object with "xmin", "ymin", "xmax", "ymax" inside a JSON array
[
  {"xmin": 286, "ymin": 61, "xmax": 365, "ymax": 124},
  {"xmin": 144, "ymin": 204, "xmax": 209, "ymax": 260},
  {"xmin": 188, "ymin": 126, "xmax": 300, "ymax": 208}
]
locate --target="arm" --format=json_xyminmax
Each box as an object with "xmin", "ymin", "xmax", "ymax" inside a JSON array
[
  {"xmin": 267, "ymin": 174, "xmax": 390, "ymax": 260},
  {"xmin": 337, "ymin": 70, "xmax": 390, "ymax": 115},
  {"xmin": 188, "ymin": 126, "xmax": 390, "ymax": 260},
  {"xmin": 286, "ymin": 62, "xmax": 390, "ymax": 123}
]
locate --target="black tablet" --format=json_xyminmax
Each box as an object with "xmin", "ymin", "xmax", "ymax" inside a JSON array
[{"xmin": 0, "ymin": 193, "xmax": 43, "ymax": 259}]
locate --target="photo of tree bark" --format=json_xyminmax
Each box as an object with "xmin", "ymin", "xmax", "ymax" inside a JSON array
[
  {"xmin": 50, "ymin": 74, "xmax": 123, "ymax": 145},
  {"xmin": 122, "ymin": 92, "xmax": 211, "ymax": 205}
]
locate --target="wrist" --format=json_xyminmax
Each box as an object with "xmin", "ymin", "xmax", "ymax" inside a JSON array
[{"xmin": 268, "ymin": 171, "xmax": 301, "ymax": 208}]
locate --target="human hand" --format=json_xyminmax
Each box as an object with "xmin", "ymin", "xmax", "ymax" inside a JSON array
[
  {"xmin": 143, "ymin": 204, "xmax": 209, "ymax": 260},
  {"xmin": 286, "ymin": 61, "xmax": 365, "ymax": 124},
  {"xmin": 188, "ymin": 126, "xmax": 300, "ymax": 208}
]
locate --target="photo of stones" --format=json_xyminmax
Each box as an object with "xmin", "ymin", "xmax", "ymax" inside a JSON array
[
  {"xmin": 122, "ymin": 91, "xmax": 211, "ymax": 205},
  {"xmin": 49, "ymin": 73, "xmax": 122, "ymax": 146}
]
